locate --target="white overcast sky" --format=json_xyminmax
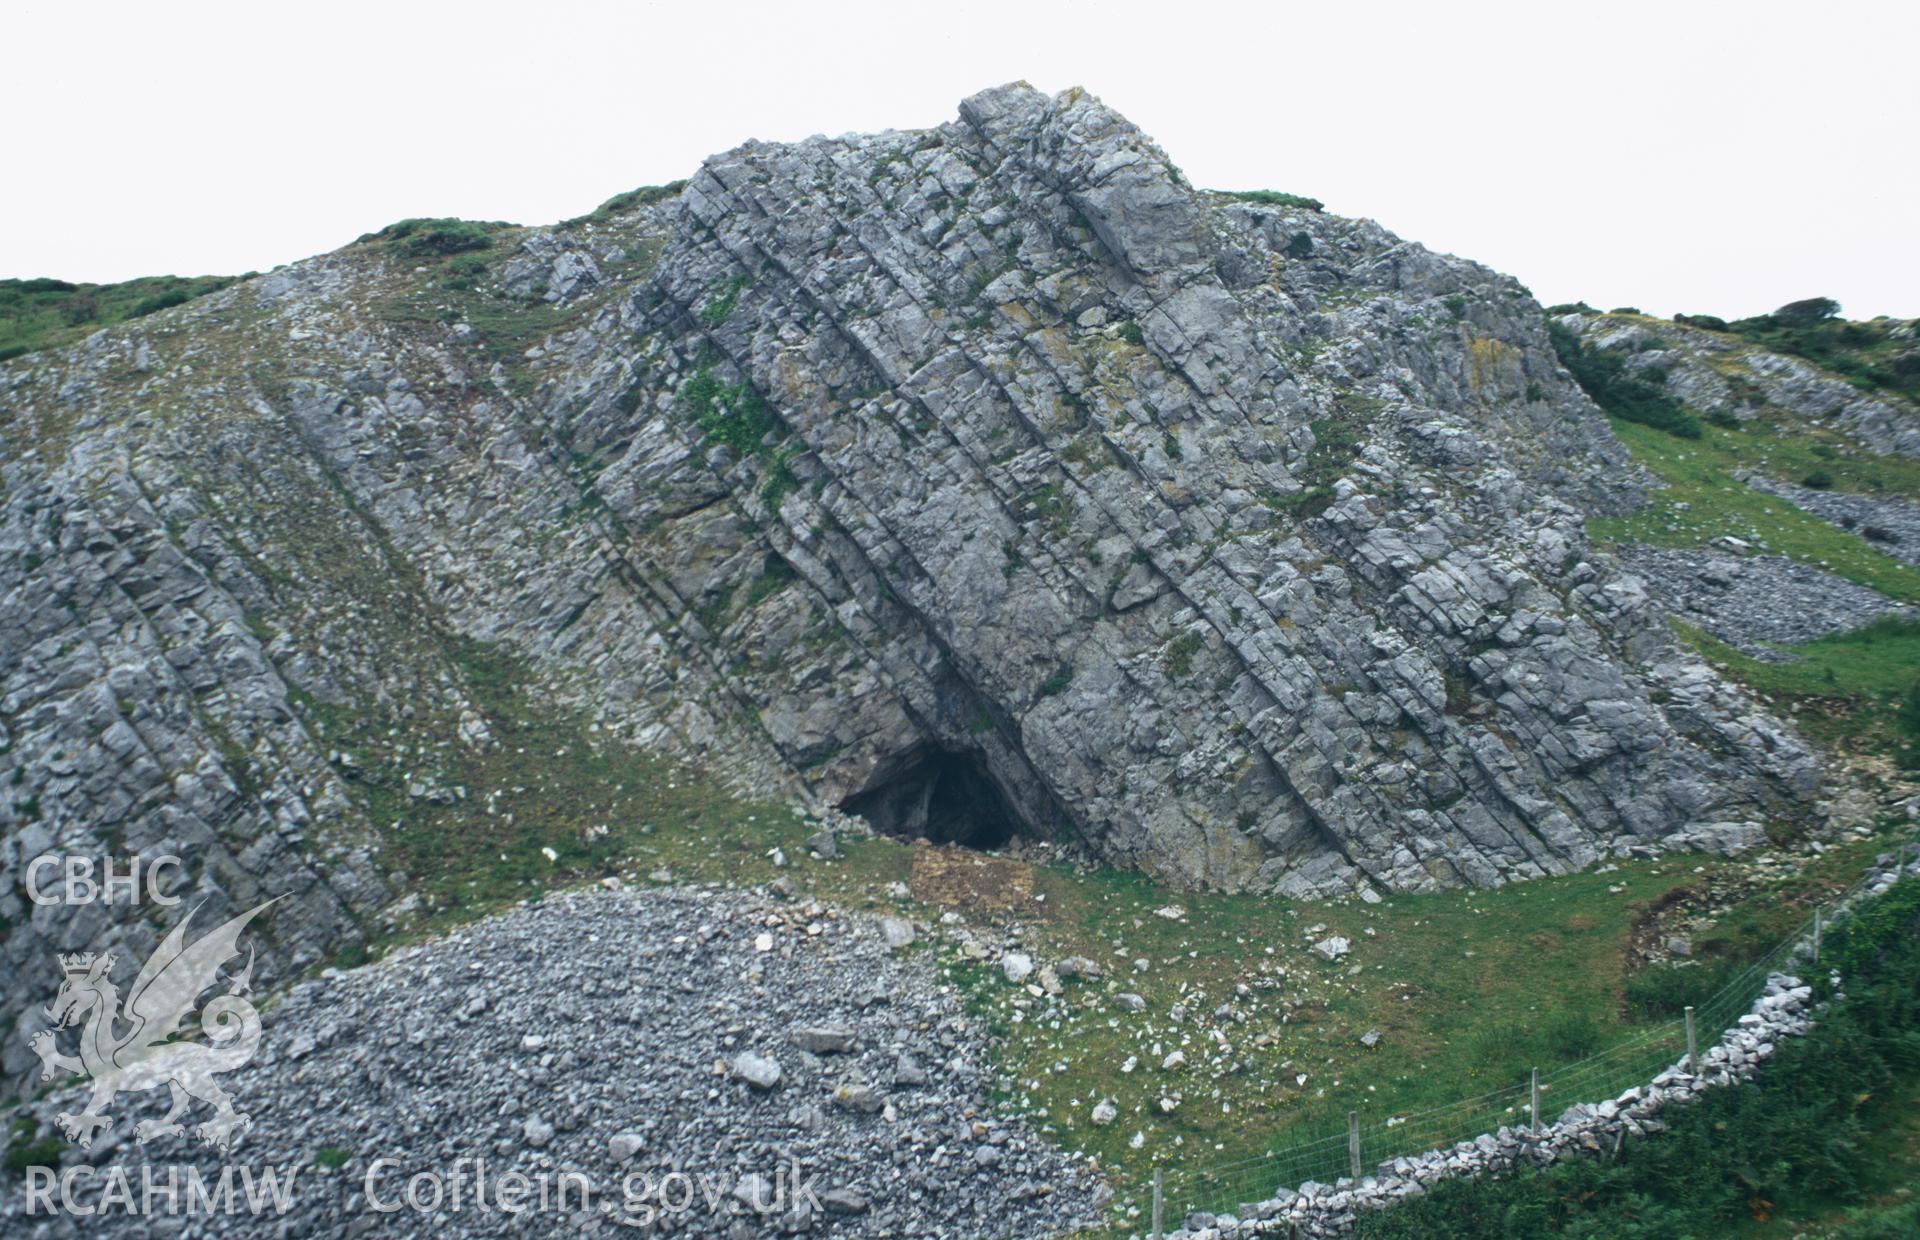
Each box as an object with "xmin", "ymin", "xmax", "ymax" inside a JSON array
[{"xmin": 8, "ymin": 0, "xmax": 1915, "ymax": 319}]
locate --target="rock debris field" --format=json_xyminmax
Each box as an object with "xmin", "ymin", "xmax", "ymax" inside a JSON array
[
  {"xmin": 1619, "ymin": 545, "xmax": 1911, "ymax": 656},
  {"xmin": 1, "ymin": 885, "xmax": 1101, "ymax": 1237}
]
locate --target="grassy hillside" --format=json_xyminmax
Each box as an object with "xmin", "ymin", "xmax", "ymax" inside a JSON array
[
  {"xmin": 0, "ymin": 273, "xmax": 241, "ymax": 360},
  {"xmin": 1583, "ymin": 371, "xmax": 1920, "ymax": 772},
  {"xmin": 1588, "ymin": 417, "xmax": 1920, "ymax": 604},
  {"xmin": 1351, "ymin": 877, "xmax": 1920, "ymax": 1238}
]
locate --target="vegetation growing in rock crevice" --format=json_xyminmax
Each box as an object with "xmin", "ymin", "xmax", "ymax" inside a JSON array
[
  {"xmin": 1548, "ymin": 320, "xmax": 1702, "ymax": 439},
  {"xmin": 677, "ymin": 362, "xmax": 781, "ymax": 458}
]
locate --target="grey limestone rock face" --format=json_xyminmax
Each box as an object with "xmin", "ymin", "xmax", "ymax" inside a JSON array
[
  {"xmin": 0, "ymin": 85, "xmax": 1824, "ymax": 1090},
  {"xmin": 587, "ymin": 83, "xmax": 1815, "ymax": 898}
]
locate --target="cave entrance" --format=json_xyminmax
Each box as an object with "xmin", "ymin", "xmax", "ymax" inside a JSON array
[{"xmin": 842, "ymin": 749, "xmax": 1026, "ymax": 850}]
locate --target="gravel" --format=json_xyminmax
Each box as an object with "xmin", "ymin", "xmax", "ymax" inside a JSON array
[
  {"xmin": 1620, "ymin": 544, "xmax": 1911, "ymax": 655},
  {"xmin": 1, "ymin": 884, "xmax": 1099, "ymax": 1237}
]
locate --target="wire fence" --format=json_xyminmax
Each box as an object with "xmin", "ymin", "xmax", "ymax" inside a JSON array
[{"xmin": 1146, "ymin": 838, "xmax": 1918, "ymax": 1225}]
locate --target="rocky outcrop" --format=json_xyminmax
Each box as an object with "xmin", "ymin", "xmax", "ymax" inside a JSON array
[
  {"xmin": 1568, "ymin": 311, "xmax": 1920, "ymax": 458},
  {"xmin": 1, "ymin": 86, "xmax": 1825, "ymax": 1083},
  {"xmin": 556, "ymin": 83, "xmax": 1817, "ymax": 895},
  {"xmin": 1741, "ymin": 473, "xmax": 1920, "ymax": 569}
]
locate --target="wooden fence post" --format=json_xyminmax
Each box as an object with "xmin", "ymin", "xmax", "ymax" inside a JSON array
[
  {"xmin": 1530, "ymin": 1067, "xmax": 1541, "ymax": 1135},
  {"xmin": 1684, "ymin": 1005, "xmax": 1697, "ymax": 1074},
  {"xmin": 1151, "ymin": 1168, "xmax": 1163, "ymax": 1239},
  {"xmin": 1814, "ymin": 906, "xmax": 1824, "ymax": 964},
  {"xmin": 1348, "ymin": 1111, "xmax": 1362, "ymax": 1180}
]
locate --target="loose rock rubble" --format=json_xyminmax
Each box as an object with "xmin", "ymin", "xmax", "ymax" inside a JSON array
[
  {"xmin": 1742, "ymin": 473, "xmax": 1920, "ymax": 570},
  {"xmin": 1167, "ymin": 848, "xmax": 1920, "ymax": 1237},
  {"xmin": 0, "ymin": 885, "xmax": 1100, "ymax": 1237},
  {"xmin": 1619, "ymin": 545, "xmax": 1910, "ymax": 655}
]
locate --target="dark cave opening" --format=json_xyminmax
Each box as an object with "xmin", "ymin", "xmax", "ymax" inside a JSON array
[{"xmin": 841, "ymin": 749, "xmax": 1027, "ymax": 850}]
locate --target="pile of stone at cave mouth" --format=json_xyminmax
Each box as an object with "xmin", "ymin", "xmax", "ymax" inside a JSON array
[{"xmin": 0, "ymin": 883, "xmax": 1105, "ymax": 1239}]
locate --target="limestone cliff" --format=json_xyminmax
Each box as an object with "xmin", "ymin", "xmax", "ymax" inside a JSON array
[{"xmin": 0, "ymin": 85, "xmax": 1822, "ymax": 1081}]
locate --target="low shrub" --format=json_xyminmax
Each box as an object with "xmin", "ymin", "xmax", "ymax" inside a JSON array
[
  {"xmin": 367, "ymin": 217, "xmax": 496, "ymax": 258},
  {"xmin": 1548, "ymin": 322, "xmax": 1702, "ymax": 439},
  {"xmin": 1623, "ymin": 958, "xmax": 1741, "ymax": 1021},
  {"xmin": 1216, "ymin": 189, "xmax": 1324, "ymax": 211}
]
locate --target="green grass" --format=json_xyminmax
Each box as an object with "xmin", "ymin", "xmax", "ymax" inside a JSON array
[
  {"xmin": 1670, "ymin": 617, "xmax": 1920, "ymax": 768},
  {"xmin": 928, "ymin": 831, "xmax": 1896, "ymax": 1211},
  {"xmin": 1351, "ymin": 876, "xmax": 1920, "ymax": 1238},
  {"xmin": 286, "ymin": 609, "xmax": 1911, "ymax": 1231},
  {"xmin": 289, "ymin": 594, "xmax": 1904, "ymax": 1221},
  {"xmin": 0, "ymin": 273, "xmax": 239, "ymax": 361},
  {"xmin": 309, "ymin": 636, "xmax": 783, "ymax": 932},
  {"xmin": 565, "ymin": 181, "xmax": 686, "ymax": 226},
  {"xmin": 1590, "ymin": 417, "xmax": 1920, "ymax": 603}
]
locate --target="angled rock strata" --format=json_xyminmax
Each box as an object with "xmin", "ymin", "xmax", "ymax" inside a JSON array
[{"xmin": 1, "ymin": 86, "xmax": 1825, "ymax": 1085}]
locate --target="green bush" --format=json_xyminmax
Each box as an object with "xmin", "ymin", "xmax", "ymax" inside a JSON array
[
  {"xmin": 1826, "ymin": 1195, "xmax": 1920, "ymax": 1237},
  {"xmin": 129, "ymin": 288, "xmax": 193, "ymax": 317},
  {"xmin": 1216, "ymin": 189, "xmax": 1324, "ymax": 211},
  {"xmin": 677, "ymin": 365, "xmax": 777, "ymax": 457},
  {"xmin": 1773, "ymin": 296, "xmax": 1842, "ymax": 325},
  {"xmin": 1803, "ymin": 468, "xmax": 1836, "ymax": 489},
  {"xmin": 1715, "ymin": 298, "xmax": 1918, "ymax": 404},
  {"xmin": 368, "ymin": 217, "xmax": 496, "ymax": 258},
  {"xmin": 1673, "ymin": 313, "xmax": 1730, "ymax": 332},
  {"xmin": 1548, "ymin": 322, "xmax": 1702, "ymax": 439},
  {"xmin": 1285, "ymin": 231, "xmax": 1314, "ymax": 259},
  {"xmin": 1542, "ymin": 1010, "xmax": 1603, "ymax": 1060}
]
